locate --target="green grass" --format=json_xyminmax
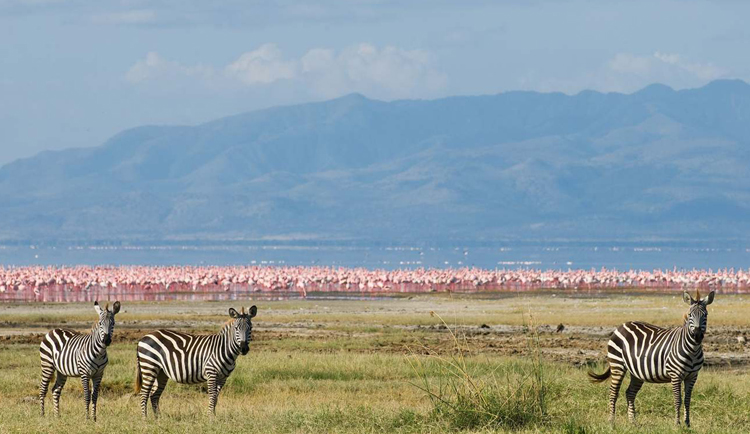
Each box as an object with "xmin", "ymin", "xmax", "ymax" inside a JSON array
[
  {"xmin": 2, "ymin": 343, "xmax": 750, "ymax": 433},
  {"xmin": 410, "ymin": 312, "xmax": 549, "ymax": 431},
  {"xmin": 1, "ymin": 295, "xmax": 750, "ymax": 433}
]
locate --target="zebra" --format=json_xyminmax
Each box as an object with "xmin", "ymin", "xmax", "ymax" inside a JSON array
[
  {"xmin": 588, "ymin": 290, "xmax": 715, "ymax": 427},
  {"xmin": 39, "ymin": 300, "xmax": 121, "ymax": 421},
  {"xmin": 135, "ymin": 305, "xmax": 257, "ymax": 417}
]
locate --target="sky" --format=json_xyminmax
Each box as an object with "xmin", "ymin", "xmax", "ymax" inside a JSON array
[{"xmin": 2, "ymin": 0, "xmax": 750, "ymax": 165}]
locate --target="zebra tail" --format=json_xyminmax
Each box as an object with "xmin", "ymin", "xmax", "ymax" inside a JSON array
[
  {"xmin": 134, "ymin": 354, "xmax": 142, "ymax": 395},
  {"xmin": 587, "ymin": 367, "xmax": 611, "ymax": 383}
]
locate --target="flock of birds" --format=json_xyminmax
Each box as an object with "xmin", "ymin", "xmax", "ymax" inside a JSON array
[{"xmin": 2, "ymin": 266, "xmax": 750, "ymax": 299}]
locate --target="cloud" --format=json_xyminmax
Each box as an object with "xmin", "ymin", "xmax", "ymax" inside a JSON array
[
  {"xmin": 1, "ymin": 1, "xmax": 479, "ymax": 27},
  {"xmin": 605, "ymin": 51, "xmax": 727, "ymax": 87},
  {"xmin": 90, "ymin": 9, "xmax": 157, "ymax": 25},
  {"xmin": 125, "ymin": 52, "xmax": 214, "ymax": 84},
  {"xmin": 0, "ymin": 0, "xmax": 66, "ymax": 5},
  {"xmin": 302, "ymin": 44, "xmax": 447, "ymax": 98},
  {"xmin": 126, "ymin": 44, "xmax": 447, "ymax": 99},
  {"xmin": 525, "ymin": 51, "xmax": 729, "ymax": 95},
  {"xmin": 225, "ymin": 44, "xmax": 297, "ymax": 85},
  {"xmin": 652, "ymin": 51, "xmax": 725, "ymax": 80},
  {"xmin": 609, "ymin": 51, "xmax": 726, "ymax": 82},
  {"xmin": 608, "ymin": 53, "xmax": 653, "ymax": 76}
]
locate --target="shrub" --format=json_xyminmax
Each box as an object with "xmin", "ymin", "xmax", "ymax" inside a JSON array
[{"xmin": 408, "ymin": 311, "xmax": 549, "ymax": 431}]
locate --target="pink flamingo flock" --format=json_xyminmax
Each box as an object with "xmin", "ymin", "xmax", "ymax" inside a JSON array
[{"xmin": 1, "ymin": 265, "xmax": 749, "ymax": 301}]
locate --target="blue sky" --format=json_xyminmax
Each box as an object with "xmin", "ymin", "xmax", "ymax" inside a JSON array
[{"xmin": 2, "ymin": 0, "xmax": 750, "ymax": 165}]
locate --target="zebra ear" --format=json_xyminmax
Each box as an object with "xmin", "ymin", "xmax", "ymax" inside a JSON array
[
  {"xmin": 229, "ymin": 308, "xmax": 239, "ymax": 318},
  {"xmin": 682, "ymin": 291, "xmax": 693, "ymax": 305},
  {"xmin": 704, "ymin": 291, "xmax": 715, "ymax": 306},
  {"xmin": 112, "ymin": 301, "xmax": 121, "ymax": 314},
  {"xmin": 248, "ymin": 305, "xmax": 257, "ymax": 318},
  {"xmin": 94, "ymin": 301, "xmax": 103, "ymax": 315}
]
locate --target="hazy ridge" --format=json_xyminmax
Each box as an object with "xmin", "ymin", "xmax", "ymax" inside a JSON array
[{"xmin": 2, "ymin": 80, "xmax": 750, "ymax": 243}]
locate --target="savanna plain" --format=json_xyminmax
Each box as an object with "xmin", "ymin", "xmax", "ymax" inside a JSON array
[{"xmin": 1, "ymin": 292, "xmax": 750, "ymax": 433}]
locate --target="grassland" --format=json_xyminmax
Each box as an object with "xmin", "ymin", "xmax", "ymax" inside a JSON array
[{"xmin": 1, "ymin": 292, "xmax": 750, "ymax": 433}]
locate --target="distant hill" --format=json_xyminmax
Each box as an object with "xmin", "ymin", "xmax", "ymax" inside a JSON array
[{"xmin": 2, "ymin": 79, "xmax": 750, "ymax": 243}]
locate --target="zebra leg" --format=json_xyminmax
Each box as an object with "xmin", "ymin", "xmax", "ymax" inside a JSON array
[
  {"xmin": 670, "ymin": 376, "xmax": 682, "ymax": 426},
  {"xmin": 149, "ymin": 371, "xmax": 169, "ymax": 418},
  {"xmin": 81, "ymin": 375, "xmax": 91, "ymax": 419},
  {"xmin": 207, "ymin": 375, "xmax": 219, "ymax": 416},
  {"xmin": 39, "ymin": 337, "xmax": 55, "ymax": 417},
  {"xmin": 625, "ymin": 377, "xmax": 643, "ymax": 423},
  {"xmin": 607, "ymin": 369, "xmax": 626, "ymax": 423},
  {"xmin": 139, "ymin": 370, "xmax": 157, "ymax": 418},
  {"xmin": 39, "ymin": 366, "xmax": 55, "ymax": 416},
  {"xmin": 215, "ymin": 377, "xmax": 227, "ymax": 406},
  {"xmin": 683, "ymin": 373, "xmax": 698, "ymax": 427},
  {"xmin": 51, "ymin": 374, "xmax": 67, "ymax": 417},
  {"xmin": 90, "ymin": 374, "xmax": 103, "ymax": 422}
]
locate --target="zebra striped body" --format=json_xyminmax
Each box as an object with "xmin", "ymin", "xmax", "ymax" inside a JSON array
[
  {"xmin": 136, "ymin": 305, "xmax": 257, "ymax": 417},
  {"xmin": 609, "ymin": 321, "xmax": 704, "ymax": 383},
  {"xmin": 589, "ymin": 290, "xmax": 714, "ymax": 427},
  {"xmin": 39, "ymin": 301, "xmax": 120, "ymax": 421}
]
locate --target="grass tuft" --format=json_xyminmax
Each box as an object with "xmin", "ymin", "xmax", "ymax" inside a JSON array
[{"xmin": 408, "ymin": 310, "xmax": 549, "ymax": 431}]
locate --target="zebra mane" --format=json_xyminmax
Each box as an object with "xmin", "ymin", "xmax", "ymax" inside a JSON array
[{"xmin": 222, "ymin": 316, "xmax": 246, "ymax": 329}]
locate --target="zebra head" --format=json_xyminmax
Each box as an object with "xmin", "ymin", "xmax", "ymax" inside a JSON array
[
  {"xmin": 682, "ymin": 290, "xmax": 715, "ymax": 342},
  {"xmin": 228, "ymin": 305, "xmax": 257, "ymax": 355},
  {"xmin": 93, "ymin": 300, "xmax": 121, "ymax": 346}
]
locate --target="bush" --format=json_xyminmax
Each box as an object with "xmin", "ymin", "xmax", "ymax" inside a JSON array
[{"xmin": 408, "ymin": 311, "xmax": 549, "ymax": 431}]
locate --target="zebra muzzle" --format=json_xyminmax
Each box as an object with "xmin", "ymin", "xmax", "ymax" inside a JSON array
[{"xmin": 240, "ymin": 342, "xmax": 249, "ymax": 355}]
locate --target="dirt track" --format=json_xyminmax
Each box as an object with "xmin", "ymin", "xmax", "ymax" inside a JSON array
[
  {"xmin": 4, "ymin": 294, "xmax": 750, "ymax": 370},
  {"xmin": 4, "ymin": 319, "xmax": 750, "ymax": 370}
]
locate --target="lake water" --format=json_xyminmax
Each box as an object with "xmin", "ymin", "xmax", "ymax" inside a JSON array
[{"xmin": 1, "ymin": 243, "xmax": 749, "ymax": 270}]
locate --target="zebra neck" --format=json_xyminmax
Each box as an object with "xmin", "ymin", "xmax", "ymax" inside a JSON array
[
  {"xmin": 679, "ymin": 326, "xmax": 702, "ymax": 355},
  {"xmin": 89, "ymin": 326, "xmax": 107, "ymax": 355},
  {"xmin": 219, "ymin": 324, "xmax": 242, "ymax": 359}
]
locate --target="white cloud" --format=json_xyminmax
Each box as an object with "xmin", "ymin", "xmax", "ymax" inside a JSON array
[
  {"xmin": 608, "ymin": 53, "xmax": 653, "ymax": 77},
  {"xmin": 91, "ymin": 9, "xmax": 157, "ymax": 25},
  {"xmin": 1, "ymin": 0, "xmax": 66, "ymax": 5},
  {"xmin": 607, "ymin": 51, "xmax": 726, "ymax": 86},
  {"xmin": 653, "ymin": 51, "xmax": 725, "ymax": 80},
  {"xmin": 224, "ymin": 44, "xmax": 298, "ymax": 85},
  {"xmin": 653, "ymin": 52, "xmax": 680, "ymax": 65},
  {"xmin": 301, "ymin": 43, "xmax": 447, "ymax": 98},
  {"xmin": 528, "ymin": 51, "xmax": 729, "ymax": 95},
  {"xmin": 125, "ymin": 43, "xmax": 447, "ymax": 99},
  {"xmin": 125, "ymin": 52, "xmax": 214, "ymax": 84}
]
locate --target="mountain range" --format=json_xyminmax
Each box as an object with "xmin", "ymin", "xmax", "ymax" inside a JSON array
[{"xmin": 2, "ymin": 79, "xmax": 750, "ymax": 243}]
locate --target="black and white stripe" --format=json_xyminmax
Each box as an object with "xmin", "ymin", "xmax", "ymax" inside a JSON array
[
  {"xmin": 135, "ymin": 305, "xmax": 257, "ymax": 417},
  {"xmin": 39, "ymin": 301, "xmax": 121, "ymax": 421},
  {"xmin": 589, "ymin": 290, "xmax": 715, "ymax": 427}
]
